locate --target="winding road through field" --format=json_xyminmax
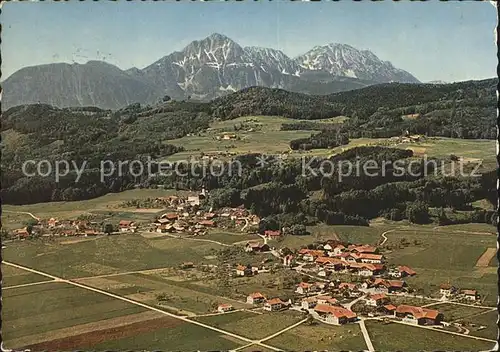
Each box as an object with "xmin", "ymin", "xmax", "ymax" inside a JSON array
[
  {"xmin": 3, "ymin": 210, "xmax": 40, "ymax": 222},
  {"xmin": 379, "ymin": 229, "xmax": 396, "ymax": 246}
]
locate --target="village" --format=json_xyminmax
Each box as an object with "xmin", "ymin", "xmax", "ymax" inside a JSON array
[
  {"xmin": 4, "ymin": 190, "xmax": 492, "ymax": 349},
  {"xmin": 7, "ymin": 188, "xmax": 260, "ymax": 240},
  {"xmin": 216, "ymin": 238, "xmax": 485, "ymax": 331}
]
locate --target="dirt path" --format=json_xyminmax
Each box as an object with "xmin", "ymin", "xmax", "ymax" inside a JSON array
[
  {"xmin": 147, "ymin": 232, "xmax": 231, "ymax": 247},
  {"xmin": 3, "ymin": 210, "xmax": 40, "ymax": 221},
  {"xmin": 379, "ymin": 229, "xmax": 396, "ymax": 246},
  {"xmin": 2, "ymin": 279, "xmax": 56, "ymax": 290},
  {"xmin": 475, "ymin": 248, "xmax": 496, "ymax": 267},
  {"xmin": 431, "ymin": 227, "xmax": 496, "ymax": 236}
]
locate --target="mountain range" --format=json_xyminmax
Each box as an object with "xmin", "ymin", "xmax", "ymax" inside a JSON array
[{"xmin": 2, "ymin": 33, "xmax": 420, "ymax": 109}]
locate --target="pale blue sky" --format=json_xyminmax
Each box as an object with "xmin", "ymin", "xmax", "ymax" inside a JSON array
[{"xmin": 2, "ymin": 1, "xmax": 496, "ymax": 82}]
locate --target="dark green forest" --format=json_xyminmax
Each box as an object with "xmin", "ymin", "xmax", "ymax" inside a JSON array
[{"xmin": 1, "ymin": 78, "xmax": 497, "ymax": 229}]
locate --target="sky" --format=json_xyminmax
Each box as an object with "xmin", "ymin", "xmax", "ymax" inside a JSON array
[{"xmin": 1, "ymin": 1, "xmax": 497, "ymax": 82}]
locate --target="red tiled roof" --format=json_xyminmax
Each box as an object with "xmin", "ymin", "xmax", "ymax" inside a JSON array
[
  {"xmin": 396, "ymin": 305, "xmax": 440, "ymax": 320},
  {"xmin": 372, "ymin": 278, "xmax": 389, "ymax": 287},
  {"xmin": 199, "ymin": 220, "xmax": 215, "ymax": 226},
  {"xmin": 264, "ymin": 230, "xmax": 281, "ymax": 237},
  {"xmin": 359, "ymin": 253, "xmax": 383, "ymax": 260},
  {"xmin": 298, "ymin": 282, "xmax": 312, "ymax": 289},
  {"xmin": 397, "ymin": 265, "xmax": 416, "ymax": 275},
  {"xmin": 266, "ymin": 298, "xmax": 285, "ymax": 305},
  {"xmin": 218, "ymin": 303, "xmax": 233, "ymax": 309},
  {"xmin": 314, "ymin": 304, "xmax": 357, "ymax": 319},
  {"xmin": 119, "ymin": 220, "xmax": 133, "ymax": 227},
  {"xmin": 462, "ymin": 289, "xmax": 477, "ymax": 296},
  {"xmin": 316, "ymin": 295, "xmax": 333, "ymax": 301},
  {"xmin": 249, "ymin": 292, "xmax": 265, "ymax": 299},
  {"xmin": 236, "ymin": 265, "xmax": 247, "ymax": 271},
  {"xmin": 351, "ymin": 245, "xmax": 377, "ymax": 253},
  {"xmin": 339, "ymin": 282, "xmax": 356, "ymax": 290},
  {"xmin": 384, "ymin": 304, "xmax": 397, "ymax": 311},
  {"xmin": 387, "ymin": 280, "xmax": 405, "ymax": 288},
  {"xmin": 316, "ymin": 257, "xmax": 343, "ymax": 265},
  {"xmin": 302, "ymin": 296, "xmax": 318, "ymax": 303},
  {"xmin": 369, "ymin": 293, "xmax": 387, "ymax": 301},
  {"xmin": 326, "ymin": 298, "xmax": 338, "ymax": 304}
]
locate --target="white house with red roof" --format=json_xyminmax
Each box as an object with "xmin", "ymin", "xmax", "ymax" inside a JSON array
[
  {"xmin": 246, "ymin": 292, "xmax": 266, "ymax": 304},
  {"xmin": 365, "ymin": 293, "xmax": 389, "ymax": 307},
  {"xmin": 217, "ymin": 303, "xmax": 234, "ymax": 313},
  {"xmin": 264, "ymin": 298, "xmax": 288, "ymax": 312},
  {"xmin": 313, "ymin": 304, "xmax": 357, "ymax": 325},
  {"xmin": 295, "ymin": 282, "xmax": 317, "ymax": 295}
]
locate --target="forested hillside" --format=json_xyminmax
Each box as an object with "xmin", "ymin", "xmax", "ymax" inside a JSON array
[
  {"xmin": 1, "ymin": 102, "xmax": 210, "ymax": 204},
  {"xmin": 211, "ymin": 78, "xmax": 497, "ymax": 140},
  {"xmin": 1, "ymin": 77, "xmax": 496, "ymax": 214}
]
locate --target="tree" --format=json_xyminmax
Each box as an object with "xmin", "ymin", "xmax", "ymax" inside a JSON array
[
  {"xmin": 103, "ymin": 223, "xmax": 115, "ymax": 235},
  {"xmin": 289, "ymin": 224, "xmax": 308, "ymax": 236},
  {"xmin": 406, "ymin": 202, "xmax": 430, "ymax": 224},
  {"xmin": 437, "ymin": 207, "xmax": 449, "ymax": 226},
  {"xmin": 305, "ymin": 314, "xmax": 316, "ymax": 325},
  {"xmin": 162, "ymin": 95, "xmax": 171, "ymax": 102}
]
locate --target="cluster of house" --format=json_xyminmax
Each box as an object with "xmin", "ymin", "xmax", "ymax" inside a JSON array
[
  {"xmin": 291, "ymin": 280, "xmax": 443, "ymax": 326},
  {"xmin": 440, "ymin": 283, "xmax": 480, "ymax": 301},
  {"xmin": 152, "ymin": 211, "xmax": 217, "ymax": 235},
  {"xmin": 12, "ymin": 218, "xmax": 104, "ymax": 238},
  {"xmin": 246, "ymin": 292, "xmax": 292, "ymax": 311},
  {"xmin": 150, "ymin": 193, "xmax": 260, "ymax": 235},
  {"xmin": 292, "ymin": 242, "xmax": 418, "ymax": 279}
]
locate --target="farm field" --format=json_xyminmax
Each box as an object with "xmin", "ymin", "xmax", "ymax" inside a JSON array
[
  {"xmin": 189, "ymin": 268, "xmax": 303, "ymax": 302},
  {"xmin": 383, "ymin": 226, "xmax": 497, "ymax": 304},
  {"xmin": 266, "ymin": 321, "xmax": 367, "ymax": 351},
  {"xmin": 163, "ymin": 115, "xmax": 496, "ymax": 168},
  {"xmin": 75, "ymin": 320, "xmax": 245, "ymax": 351},
  {"xmin": 75, "ymin": 272, "xmax": 249, "ymax": 315},
  {"xmin": 2, "ymin": 235, "xmax": 220, "ymax": 279},
  {"xmin": 428, "ymin": 303, "xmax": 494, "ymax": 322},
  {"xmin": 365, "ymin": 320, "xmax": 496, "ymax": 352},
  {"xmin": 387, "ymin": 295, "xmax": 436, "ymax": 307},
  {"xmin": 202, "ymin": 231, "xmax": 259, "ymax": 244},
  {"xmin": 2, "ymin": 282, "xmax": 147, "ymax": 349},
  {"xmin": 466, "ymin": 310, "xmax": 499, "ymax": 340},
  {"xmin": 2, "ymin": 189, "xmax": 191, "ymax": 225},
  {"xmin": 194, "ymin": 310, "xmax": 304, "ymax": 340},
  {"xmin": 1, "ymin": 263, "xmax": 51, "ymax": 287},
  {"xmin": 165, "ymin": 115, "xmax": 344, "ymax": 161}
]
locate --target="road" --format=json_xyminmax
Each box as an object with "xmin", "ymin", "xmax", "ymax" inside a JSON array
[
  {"xmin": 379, "ymin": 229, "xmax": 396, "ymax": 246},
  {"xmin": 258, "ymin": 318, "xmax": 308, "ymax": 343},
  {"xmin": 342, "ymin": 294, "xmax": 366, "ymax": 310},
  {"xmin": 358, "ymin": 319, "xmax": 375, "ymax": 352},
  {"xmin": 2, "ymin": 280, "xmax": 56, "ymax": 290},
  {"xmin": 3, "ymin": 210, "xmax": 40, "ymax": 222},
  {"xmin": 2, "ymin": 260, "xmax": 282, "ymax": 351},
  {"xmin": 240, "ymin": 217, "xmax": 250, "ymax": 232},
  {"xmin": 148, "ymin": 231, "xmax": 232, "ymax": 247}
]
